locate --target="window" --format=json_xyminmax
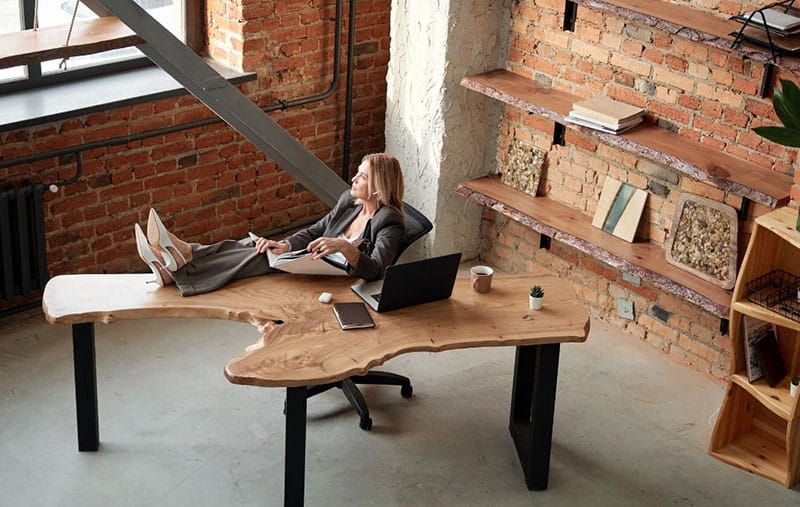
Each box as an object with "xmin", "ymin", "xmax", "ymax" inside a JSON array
[{"xmin": 0, "ymin": 0, "xmax": 196, "ymax": 93}]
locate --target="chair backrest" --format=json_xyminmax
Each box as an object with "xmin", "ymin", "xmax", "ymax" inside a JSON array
[{"xmin": 392, "ymin": 202, "xmax": 433, "ymax": 264}]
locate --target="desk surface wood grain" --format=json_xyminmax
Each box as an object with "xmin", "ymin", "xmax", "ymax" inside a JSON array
[{"xmin": 43, "ymin": 273, "xmax": 589, "ymax": 387}]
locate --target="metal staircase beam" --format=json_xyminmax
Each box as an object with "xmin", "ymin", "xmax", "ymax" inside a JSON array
[{"xmin": 93, "ymin": 0, "xmax": 348, "ymax": 206}]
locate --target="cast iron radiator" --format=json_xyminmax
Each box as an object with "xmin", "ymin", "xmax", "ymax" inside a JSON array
[{"xmin": 0, "ymin": 184, "xmax": 49, "ymax": 301}]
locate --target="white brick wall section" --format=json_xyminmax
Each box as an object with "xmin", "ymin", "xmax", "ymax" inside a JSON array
[{"xmin": 385, "ymin": 0, "xmax": 512, "ymax": 261}]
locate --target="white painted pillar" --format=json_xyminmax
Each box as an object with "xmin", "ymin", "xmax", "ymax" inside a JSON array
[{"xmin": 385, "ymin": 0, "xmax": 512, "ymax": 259}]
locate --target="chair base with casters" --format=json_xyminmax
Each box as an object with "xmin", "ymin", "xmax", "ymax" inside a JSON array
[{"xmin": 305, "ymin": 371, "xmax": 413, "ymax": 430}]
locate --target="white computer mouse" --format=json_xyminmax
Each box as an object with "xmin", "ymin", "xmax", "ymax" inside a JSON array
[{"xmin": 318, "ymin": 292, "xmax": 333, "ymax": 304}]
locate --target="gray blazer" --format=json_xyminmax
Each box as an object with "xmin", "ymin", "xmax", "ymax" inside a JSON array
[{"xmin": 284, "ymin": 191, "xmax": 405, "ymax": 281}]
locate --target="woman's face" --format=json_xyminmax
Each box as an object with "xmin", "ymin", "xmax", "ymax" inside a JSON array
[{"xmin": 350, "ymin": 160, "xmax": 373, "ymax": 201}]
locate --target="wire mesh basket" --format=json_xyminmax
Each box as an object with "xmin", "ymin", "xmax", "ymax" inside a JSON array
[{"xmin": 746, "ymin": 270, "xmax": 800, "ymax": 322}]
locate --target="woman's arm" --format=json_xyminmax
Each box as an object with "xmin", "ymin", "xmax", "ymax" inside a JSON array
[
  {"xmin": 307, "ymin": 237, "xmax": 360, "ymax": 265},
  {"xmin": 346, "ymin": 209, "xmax": 405, "ymax": 281},
  {"xmin": 305, "ymin": 207, "xmax": 404, "ymax": 280},
  {"xmin": 270, "ymin": 191, "xmax": 405, "ymax": 279}
]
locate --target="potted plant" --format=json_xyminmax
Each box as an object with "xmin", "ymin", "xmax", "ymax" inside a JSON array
[
  {"xmin": 791, "ymin": 375, "xmax": 800, "ymax": 398},
  {"xmin": 753, "ymin": 78, "xmax": 800, "ymax": 148},
  {"xmin": 529, "ymin": 285, "xmax": 544, "ymax": 310},
  {"xmin": 754, "ymin": 78, "xmax": 800, "ymax": 231}
]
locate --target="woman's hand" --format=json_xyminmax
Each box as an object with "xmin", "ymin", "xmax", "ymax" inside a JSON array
[
  {"xmin": 252, "ymin": 235, "xmax": 290, "ymax": 255},
  {"xmin": 308, "ymin": 237, "xmax": 359, "ymax": 266}
]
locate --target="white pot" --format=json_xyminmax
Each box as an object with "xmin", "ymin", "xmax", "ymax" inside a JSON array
[
  {"xmin": 792, "ymin": 382, "xmax": 799, "ymax": 398},
  {"xmin": 529, "ymin": 296, "xmax": 543, "ymax": 310}
]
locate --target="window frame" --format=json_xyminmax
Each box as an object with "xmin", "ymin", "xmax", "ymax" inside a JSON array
[{"xmin": 0, "ymin": 0, "xmax": 202, "ymax": 94}]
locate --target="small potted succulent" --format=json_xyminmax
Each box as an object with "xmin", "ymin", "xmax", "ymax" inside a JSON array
[
  {"xmin": 791, "ymin": 375, "xmax": 800, "ymax": 398},
  {"xmin": 529, "ymin": 285, "xmax": 544, "ymax": 310}
]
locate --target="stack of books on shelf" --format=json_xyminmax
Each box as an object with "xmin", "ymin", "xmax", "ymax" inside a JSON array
[
  {"xmin": 565, "ymin": 97, "xmax": 645, "ymax": 135},
  {"xmin": 731, "ymin": 6, "xmax": 800, "ymax": 54}
]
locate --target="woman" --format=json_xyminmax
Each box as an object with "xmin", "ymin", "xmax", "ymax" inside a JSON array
[{"xmin": 134, "ymin": 153, "xmax": 406, "ymax": 296}]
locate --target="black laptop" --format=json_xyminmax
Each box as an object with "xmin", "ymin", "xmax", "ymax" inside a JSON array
[{"xmin": 351, "ymin": 252, "xmax": 462, "ymax": 312}]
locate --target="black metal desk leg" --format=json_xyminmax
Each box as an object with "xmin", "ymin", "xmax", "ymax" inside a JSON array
[
  {"xmin": 284, "ymin": 386, "xmax": 308, "ymax": 507},
  {"xmin": 508, "ymin": 343, "xmax": 561, "ymax": 490},
  {"xmin": 72, "ymin": 322, "xmax": 99, "ymax": 451}
]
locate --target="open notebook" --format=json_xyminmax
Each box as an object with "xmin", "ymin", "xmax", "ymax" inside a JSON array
[{"xmin": 250, "ymin": 233, "xmax": 348, "ymax": 275}]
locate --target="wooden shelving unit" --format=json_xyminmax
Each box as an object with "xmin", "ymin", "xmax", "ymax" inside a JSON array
[
  {"xmin": 0, "ymin": 17, "xmax": 142, "ymax": 70},
  {"xmin": 709, "ymin": 206, "xmax": 800, "ymax": 488},
  {"xmin": 456, "ymin": 175, "xmax": 731, "ymax": 317},
  {"xmin": 571, "ymin": 0, "xmax": 800, "ymax": 72},
  {"xmin": 461, "ymin": 70, "xmax": 792, "ymax": 209}
]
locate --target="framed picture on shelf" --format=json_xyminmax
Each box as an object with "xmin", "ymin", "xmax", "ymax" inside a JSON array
[
  {"xmin": 500, "ymin": 136, "xmax": 545, "ymax": 197},
  {"xmin": 664, "ymin": 194, "xmax": 738, "ymax": 290},
  {"xmin": 591, "ymin": 176, "xmax": 647, "ymax": 243}
]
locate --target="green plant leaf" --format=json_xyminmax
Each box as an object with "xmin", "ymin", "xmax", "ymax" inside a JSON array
[
  {"xmin": 753, "ymin": 126, "xmax": 800, "ymax": 147},
  {"xmin": 773, "ymin": 79, "xmax": 800, "ymax": 131}
]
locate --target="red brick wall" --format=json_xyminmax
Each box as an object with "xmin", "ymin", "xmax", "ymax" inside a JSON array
[
  {"xmin": 0, "ymin": 0, "xmax": 391, "ymax": 310},
  {"xmin": 482, "ymin": 0, "xmax": 800, "ymax": 378}
]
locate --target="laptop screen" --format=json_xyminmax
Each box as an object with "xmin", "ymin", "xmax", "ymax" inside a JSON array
[{"xmin": 352, "ymin": 252, "xmax": 462, "ymax": 312}]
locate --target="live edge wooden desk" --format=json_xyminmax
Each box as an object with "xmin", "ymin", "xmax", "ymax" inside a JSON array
[{"xmin": 43, "ymin": 273, "xmax": 589, "ymax": 506}]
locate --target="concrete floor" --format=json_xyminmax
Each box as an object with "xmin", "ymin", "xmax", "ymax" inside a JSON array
[{"xmin": 2, "ymin": 299, "xmax": 799, "ymax": 506}]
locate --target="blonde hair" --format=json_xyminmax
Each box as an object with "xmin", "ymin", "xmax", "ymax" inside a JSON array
[{"xmin": 363, "ymin": 153, "xmax": 404, "ymax": 217}]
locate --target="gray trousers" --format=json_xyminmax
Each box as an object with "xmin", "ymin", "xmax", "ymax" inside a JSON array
[{"xmin": 170, "ymin": 238, "xmax": 277, "ymax": 296}]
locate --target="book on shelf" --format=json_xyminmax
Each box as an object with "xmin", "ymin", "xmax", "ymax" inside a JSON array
[
  {"xmin": 570, "ymin": 96, "xmax": 645, "ymax": 127},
  {"xmin": 740, "ymin": 7, "xmax": 800, "ymax": 32},
  {"xmin": 741, "ymin": 315, "xmax": 775, "ymax": 383},
  {"xmin": 754, "ymin": 328, "xmax": 787, "ymax": 387},
  {"xmin": 565, "ymin": 113, "xmax": 643, "ymax": 134}
]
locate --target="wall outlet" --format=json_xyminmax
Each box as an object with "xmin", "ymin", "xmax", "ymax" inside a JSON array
[{"xmin": 617, "ymin": 298, "xmax": 635, "ymax": 320}]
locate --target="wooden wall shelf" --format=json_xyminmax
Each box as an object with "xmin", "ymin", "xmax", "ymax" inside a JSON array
[
  {"xmin": 461, "ymin": 70, "xmax": 792, "ymax": 209},
  {"xmin": 456, "ymin": 175, "xmax": 732, "ymax": 318},
  {"xmin": 0, "ymin": 17, "xmax": 142, "ymax": 70},
  {"xmin": 732, "ymin": 300, "xmax": 800, "ymax": 334},
  {"xmin": 572, "ymin": 0, "xmax": 800, "ymax": 72}
]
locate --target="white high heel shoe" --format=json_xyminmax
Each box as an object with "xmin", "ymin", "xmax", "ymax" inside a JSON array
[
  {"xmin": 134, "ymin": 223, "xmax": 171, "ymax": 287},
  {"xmin": 146, "ymin": 208, "xmax": 187, "ymax": 271}
]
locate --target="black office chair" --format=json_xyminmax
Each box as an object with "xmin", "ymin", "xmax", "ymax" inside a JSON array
[{"xmin": 305, "ymin": 203, "xmax": 433, "ymax": 430}]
